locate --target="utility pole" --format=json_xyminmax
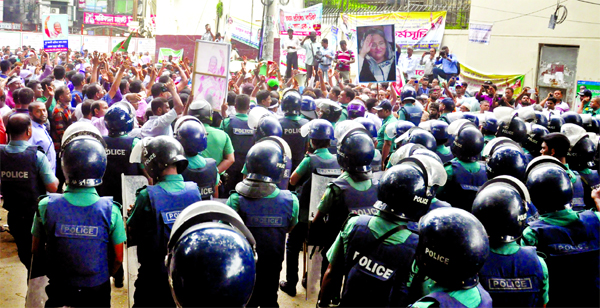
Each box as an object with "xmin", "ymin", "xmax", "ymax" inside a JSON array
[
  {"xmin": 262, "ymin": 0, "xmax": 277, "ymax": 61},
  {"xmin": 133, "ymin": 0, "xmax": 138, "ymax": 21}
]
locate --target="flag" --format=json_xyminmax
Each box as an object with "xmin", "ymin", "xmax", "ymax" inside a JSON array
[{"xmin": 112, "ymin": 32, "xmax": 133, "ymax": 53}]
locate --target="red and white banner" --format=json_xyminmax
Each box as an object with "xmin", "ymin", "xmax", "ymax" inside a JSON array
[{"xmin": 83, "ymin": 12, "xmax": 133, "ymax": 27}]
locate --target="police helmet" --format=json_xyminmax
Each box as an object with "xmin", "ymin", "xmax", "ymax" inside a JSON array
[
  {"xmin": 561, "ymin": 123, "xmax": 588, "ymax": 148},
  {"xmin": 525, "ymin": 156, "xmax": 572, "ymax": 214},
  {"xmin": 396, "ymin": 127, "xmax": 437, "ymax": 152},
  {"xmin": 462, "ymin": 113, "xmax": 480, "ymax": 127},
  {"xmin": 486, "ymin": 145, "xmax": 528, "ymax": 181},
  {"xmin": 104, "ymin": 102, "xmax": 135, "ymax": 137},
  {"xmin": 61, "ymin": 121, "xmax": 107, "ymax": 149},
  {"xmin": 62, "ymin": 135, "xmax": 107, "ymax": 187},
  {"xmin": 337, "ymin": 128, "xmax": 375, "ymax": 177},
  {"xmin": 567, "ymin": 136, "xmax": 596, "ymax": 171},
  {"xmin": 547, "ymin": 114, "xmax": 564, "ymax": 133},
  {"xmin": 513, "ymin": 107, "xmax": 536, "ymax": 123},
  {"xmin": 142, "ymin": 136, "xmax": 188, "ymax": 181},
  {"xmin": 416, "ymin": 208, "xmax": 489, "ymax": 289},
  {"xmin": 167, "ymin": 201, "xmax": 256, "ymax": 307},
  {"xmin": 473, "ymin": 176, "xmax": 530, "ymax": 243},
  {"xmin": 561, "ymin": 111, "xmax": 583, "ymax": 127},
  {"xmin": 174, "ymin": 116, "xmax": 208, "ymax": 156},
  {"xmin": 300, "ymin": 119, "xmax": 334, "ymax": 140},
  {"xmin": 254, "ymin": 115, "xmax": 283, "ymax": 141},
  {"xmin": 347, "ymin": 100, "xmax": 366, "ymax": 119},
  {"xmin": 188, "ymin": 98, "xmax": 213, "ymax": 123},
  {"xmin": 354, "ymin": 117, "xmax": 378, "ymax": 139},
  {"xmin": 428, "ymin": 120, "xmax": 450, "ymax": 145},
  {"xmin": 385, "ymin": 120, "xmax": 415, "ymax": 140},
  {"xmin": 451, "ymin": 122, "xmax": 484, "ymax": 162},
  {"xmin": 316, "ymin": 99, "xmax": 343, "ymax": 123},
  {"xmin": 244, "ymin": 139, "xmax": 287, "ymax": 183},
  {"xmin": 388, "ymin": 143, "xmax": 443, "ymax": 167},
  {"xmin": 534, "ymin": 111, "xmax": 548, "ymax": 128},
  {"xmin": 589, "ymin": 118, "xmax": 600, "ymax": 134},
  {"xmin": 496, "ymin": 115, "xmax": 527, "ymax": 144},
  {"xmin": 301, "ymin": 96, "xmax": 317, "ymax": 120},
  {"xmin": 481, "ymin": 117, "xmax": 498, "ymax": 134},
  {"xmin": 281, "ymin": 89, "xmax": 302, "ymax": 116},
  {"xmin": 401, "ymin": 88, "xmax": 417, "ymax": 102},
  {"xmin": 523, "ymin": 124, "xmax": 549, "ymax": 158},
  {"xmin": 375, "ymin": 156, "xmax": 446, "ymax": 220},
  {"xmin": 482, "ymin": 137, "xmax": 522, "ymax": 159}
]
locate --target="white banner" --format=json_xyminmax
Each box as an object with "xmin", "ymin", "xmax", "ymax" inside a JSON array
[
  {"xmin": 278, "ymin": 3, "xmax": 323, "ymax": 36},
  {"xmin": 137, "ymin": 38, "xmax": 156, "ymax": 56},
  {"xmin": 469, "ymin": 23, "xmax": 493, "ymax": 45},
  {"xmin": 229, "ymin": 16, "xmax": 260, "ymax": 49},
  {"xmin": 82, "ymin": 35, "xmax": 110, "ymax": 53}
]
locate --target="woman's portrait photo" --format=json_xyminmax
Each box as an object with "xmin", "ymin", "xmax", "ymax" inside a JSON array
[{"xmin": 357, "ymin": 25, "xmax": 396, "ymax": 83}]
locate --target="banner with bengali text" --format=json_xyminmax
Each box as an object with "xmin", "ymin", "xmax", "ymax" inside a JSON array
[
  {"xmin": 84, "ymin": 12, "xmax": 133, "ymax": 27},
  {"xmin": 459, "ymin": 63, "xmax": 525, "ymax": 95},
  {"xmin": 278, "ymin": 3, "xmax": 322, "ymax": 36},
  {"xmin": 230, "ymin": 17, "xmax": 260, "ymax": 49}
]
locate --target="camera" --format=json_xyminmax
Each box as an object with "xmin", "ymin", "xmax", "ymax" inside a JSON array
[{"xmin": 439, "ymin": 51, "xmax": 446, "ymax": 57}]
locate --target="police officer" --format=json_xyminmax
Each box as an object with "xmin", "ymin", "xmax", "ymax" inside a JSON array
[
  {"xmin": 175, "ymin": 116, "xmax": 219, "ymax": 200},
  {"xmin": 316, "ymin": 99, "xmax": 343, "ymax": 154},
  {"xmin": 31, "ymin": 123, "xmax": 125, "ymax": 307},
  {"xmin": 567, "ymin": 135, "xmax": 599, "ymax": 210},
  {"xmin": 426, "ymin": 120, "xmax": 453, "ymax": 163},
  {"xmin": 410, "ymin": 208, "xmax": 492, "ymax": 308},
  {"xmin": 561, "ymin": 111, "xmax": 583, "ymax": 126},
  {"xmin": 166, "ymin": 201, "xmax": 257, "ymax": 307},
  {"xmin": 438, "ymin": 121, "xmax": 487, "ymax": 212},
  {"xmin": 355, "ymin": 117, "xmax": 383, "ymax": 172},
  {"xmin": 523, "ymin": 124, "xmax": 549, "ymax": 159},
  {"xmin": 253, "ymin": 113, "xmax": 283, "ymax": 142},
  {"xmin": 395, "ymin": 127, "xmax": 437, "ymax": 152},
  {"xmin": 128, "ymin": 136, "xmax": 202, "ymax": 307},
  {"xmin": 547, "ymin": 113, "xmax": 564, "ymax": 133},
  {"xmin": 226, "ymin": 140, "xmax": 299, "ymax": 307},
  {"xmin": 347, "ymin": 100, "xmax": 366, "ymax": 120},
  {"xmin": 398, "ymin": 88, "xmax": 423, "ymax": 126},
  {"xmin": 221, "ymin": 94, "xmax": 254, "ymax": 196},
  {"xmin": 374, "ymin": 100, "xmax": 397, "ymax": 170},
  {"xmin": 301, "ymin": 95, "xmax": 318, "ymax": 120},
  {"xmin": 280, "ymin": 119, "xmax": 340, "ymax": 296},
  {"xmin": 496, "ymin": 115, "xmax": 532, "ymax": 163},
  {"xmin": 96, "ymin": 102, "xmax": 141, "ymax": 205},
  {"xmin": 438, "ymin": 98, "xmax": 455, "ymax": 124},
  {"xmin": 480, "ymin": 116, "xmax": 497, "ymax": 145},
  {"xmin": 484, "ymin": 138, "xmax": 529, "ymax": 181},
  {"xmin": 279, "ymin": 90, "xmax": 309, "ymax": 178},
  {"xmin": 522, "ymin": 159, "xmax": 600, "ymax": 307},
  {"xmin": 1, "ymin": 114, "xmax": 58, "ymax": 276},
  {"xmin": 318, "ymin": 156, "xmax": 446, "ymax": 307},
  {"xmin": 473, "ymin": 176, "xmax": 549, "ymax": 307}
]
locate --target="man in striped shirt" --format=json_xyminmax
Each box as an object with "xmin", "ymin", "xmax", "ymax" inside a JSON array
[{"xmin": 334, "ymin": 40, "xmax": 354, "ymax": 85}]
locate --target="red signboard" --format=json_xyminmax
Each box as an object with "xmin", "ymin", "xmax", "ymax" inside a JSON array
[{"xmin": 83, "ymin": 12, "xmax": 133, "ymax": 27}]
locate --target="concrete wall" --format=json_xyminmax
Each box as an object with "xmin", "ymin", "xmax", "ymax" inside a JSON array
[{"xmin": 441, "ymin": 0, "xmax": 600, "ymax": 102}]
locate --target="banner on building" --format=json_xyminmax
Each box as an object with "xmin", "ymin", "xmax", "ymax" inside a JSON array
[
  {"xmin": 158, "ymin": 48, "xmax": 184, "ymax": 63},
  {"xmin": 578, "ymin": 80, "xmax": 600, "ymax": 98},
  {"xmin": 42, "ymin": 14, "xmax": 69, "ymax": 52},
  {"xmin": 340, "ymin": 11, "xmax": 446, "ymax": 50},
  {"xmin": 468, "ymin": 23, "xmax": 493, "ymax": 45},
  {"xmin": 459, "ymin": 63, "xmax": 525, "ymax": 95},
  {"xmin": 84, "ymin": 12, "xmax": 133, "ymax": 27},
  {"xmin": 230, "ymin": 16, "xmax": 260, "ymax": 49},
  {"xmin": 278, "ymin": 3, "xmax": 323, "ymax": 36}
]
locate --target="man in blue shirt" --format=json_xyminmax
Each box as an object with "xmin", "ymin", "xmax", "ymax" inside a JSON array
[
  {"xmin": 28, "ymin": 101, "xmax": 57, "ymax": 173},
  {"xmin": 432, "ymin": 46, "xmax": 459, "ymax": 82}
]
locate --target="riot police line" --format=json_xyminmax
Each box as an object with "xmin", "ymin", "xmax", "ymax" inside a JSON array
[{"xmin": 1, "ymin": 87, "xmax": 599, "ymax": 308}]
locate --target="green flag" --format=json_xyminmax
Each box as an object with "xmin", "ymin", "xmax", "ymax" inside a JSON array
[{"xmin": 112, "ymin": 32, "xmax": 133, "ymax": 53}]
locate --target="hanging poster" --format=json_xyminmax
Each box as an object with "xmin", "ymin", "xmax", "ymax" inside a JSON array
[
  {"xmin": 230, "ymin": 16, "xmax": 261, "ymax": 49},
  {"xmin": 469, "ymin": 23, "xmax": 493, "ymax": 45},
  {"xmin": 42, "ymin": 14, "xmax": 69, "ymax": 52},
  {"xmin": 459, "ymin": 63, "xmax": 525, "ymax": 95},
  {"xmin": 278, "ymin": 3, "xmax": 323, "ymax": 36},
  {"xmin": 157, "ymin": 48, "xmax": 184, "ymax": 63}
]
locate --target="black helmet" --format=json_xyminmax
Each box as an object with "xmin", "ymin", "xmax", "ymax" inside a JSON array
[
  {"xmin": 254, "ymin": 115, "xmax": 282, "ymax": 141},
  {"xmin": 581, "ymin": 114, "xmax": 596, "ymax": 132},
  {"xmin": 482, "ymin": 137, "xmax": 522, "ymax": 159},
  {"xmin": 337, "ymin": 128, "xmax": 375, "ymax": 177},
  {"xmin": 245, "ymin": 139, "xmax": 287, "ymax": 183},
  {"xmin": 385, "ymin": 120, "xmax": 415, "ymax": 140},
  {"xmin": 301, "ymin": 119, "xmax": 334, "ymax": 140},
  {"xmin": 355, "ymin": 117, "xmax": 378, "ymax": 139},
  {"xmin": 561, "ymin": 111, "xmax": 583, "ymax": 127},
  {"xmin": 429, "ymin": 120, "xmax": 450, "ymax": 145},
  {"xmin": 547, "ymin": 114, "xmax": 564, "ymax": 133},
  {"xmin": 514, "ymin": 107, "xmax": 536, "ymax": 123},
  {"xmin": 451, "ymin": 122, "xmax": 484, "ymax": 162},
  {"xmin": 496, "ymin": 115, "xmax": 527, "ymax": 144},
  {"xmin": 567, "ymin": 136, "xmax": 597, "ymax": 171},
  {"xmin": 534, "ymin": 111, "xmax": 548, "ymax": 128},
  {"xmin": 104, "ymin": 102, "xmax": 134, "ymax": 137},
  {"xmin": 416, "ymin": 208, "xmax": 489, "ymax": 289},
  {"xmin": 525, "ymin": 156, "xmax": 573, "ymax": 214},
  {"xmin": 281, "ymin": 89, "xmax": 302, "ymax": 115},
  {"xmin": 174, "ymin": 116, "xmax": 208, "ymax": 156},
  {"xmin": 375, "ymin": 156, "xmax": 447, "ymax": 220},
  {"xmin": 486, "ymin": 145, "xmax": 528, "ymax": 181},
  {"xmin": 142, "ymin": 136, "xmax": 188, "ymax": 181},
  {"xmin": 473, "ymin": 176, "xmax": 530, "ymax": 244},
  {"xmin": 60, "ymin": 122, "xmax": 107, "ymax": 187},
  {"xmin": 188, "ymin": 99, "xmax": 213, "ymax": 123},
  {"xmin": 388, "ymin": 143, "xmax": 442, "ymax": 166},
  {"xmin": 462, "ymin": 113, "xmax": 480, "ymax": 127},
  {"xmin": 317, "ymin": 99, "xmax": 343, "ymax": 123},
  {"xmin": 481, "ymin": 117, "xmax": 498, "ymax": 134},
  {"xmin": 301, "ymin": 96, "xmax": 317, "ymax": 120},
  {"xmin": 523, "ymin": 124, "xmax": 549, "ymax": 157},
  {"xmin": 167, "ymin": 201, "xmax": 257, "ymax": 307},
  {"xmin": 401, "ymin": 88, "xmax": 417, "ymax": 102},
  {"xmin": 396, "ymin": 127, "xmax": 437, "ymax": 151}
]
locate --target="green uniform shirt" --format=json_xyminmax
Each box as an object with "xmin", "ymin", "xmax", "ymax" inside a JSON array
[
  {"xmin": 226, "ymin": 188, "xmax": 300, "ymax": 227},
  {"xmin": 582, "ymin": 102, "xmax": 599, "ymax": 115},
  {"xmin": 220, "ymin": 113, "xmax": 249, "ymax": 131},
  {"xmin": 436, "ymin": 145, "xmax": 451, "ymax": 155},
  {"xmin": 37, "ymin": 96, "xmax": 57, "ymax": 115},
  {"xmin": 376, "ymin": 114, "xmax": 397, "ymax": 151},
  {"xmin": 5, "ymin": 140, "xmax": 56, "ymax": 185},
  {"xmin": 521, "ymin": 208, "xmax": 600, "ymax": 246},
  {"xmin": 318, "ymin": 171, "xmax": 373, "ymax": 214},
  {"xmin": 326, "ymin": 211, "xmax": 411, "ymax": 266},
  {"xmin": 438, "ymin": 158, "xmax": 482, "ymax": 194},
  {"xmin": 186, "ymin": 154, "xmax": 220, "ymax": 186},
  {"xmin": 412, "ymin": 281, "xmax": 483, "ymax": 308},
  {"xmin": 32, "ymin": 186, "xmax": 127, "ymax": 245},
  {"xmin": 339, "ymin": 103, "xmax": 349, "ymax": 122},
  {"xmin": 484, "ymin": 135, "xmax": 495, "ymax": 143},
  {"xmin": 294, "ymin": 148, "xmax": 335, "ymax": 180},
  {"xmin": 201, "ymin": 123, "xmax": 234, "ymax": 166}
]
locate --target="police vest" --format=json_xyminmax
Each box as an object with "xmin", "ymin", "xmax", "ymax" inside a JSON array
[
  {"xmin": 435, "ymin": 146, "xmax": 454, "ymax": 164},
  {"xmin": 96, "ymin": 136, "xmax": 139, "ymax": 205},
  {"xmin": 332, "ymin": 177, "xmax": 379, "ymax": 216},
  {"xmin": 571, "ymin": 171, "xmax": 586, "ymax": 211},
  {"xmin": 401, "ymin": 104, "xmax": 423, "ymax": 126},
  {"xmin": 443, "ymin": 161, "xmax": 487, "ymax": 212},
  {"xmin": 139, "ymin": 183, "xmax": 201, "ymax": 274},
  {"xmin": 580, "ymin": 170, "xmax": 600, "ymax": 190},
  {"xmin": 279, "ymin": 117, "xmax": 309, "ymax": 171},
  {"xmin": 527, "ymin": 210, "xmax": 600, "ymax": 307},
  {"xmin": 479, "ymin": 247, "xmax": 545, "ymax": 307},
  {"xmin": 371, "ymin": 149, "xmax": 382, "ymax": 172},
  {"xmin": 182, "ymin": 158, "xmax": 218, "ymax": 200},
  {"xmin": 298, "ymin": 154, "xmax": 341, "ymax": 223},
  {"xmin": 238, "ymin": 190, "xmax": 294, "ymax": 262},
  {"xmin": 342, "ymin": 216, "xmax": 419, "ymax": 307},
  {"xmin": 526, "ymin": 202, "xmax": 540, "ymax": 223},
  {"xmin": 328, "ymin": 137, "xmax": 338, "ymax": 155},
  {"xmin": 0, "ymin": 145, "xmax": 45, "ymax": 215},
  {"xmin": 45, "ymin": 194, "xmax": 112, "ymax": 287},
  {"xmin": 276, "ymin": 158, "xmax": 293, "ymax": 190},
  {"xmin": 413, "ymin": 284, "xmax": 493, "ymax": 308},
  {"xmin": 226, "ymin": 116, "xmax": 254, "ymax": 171}
]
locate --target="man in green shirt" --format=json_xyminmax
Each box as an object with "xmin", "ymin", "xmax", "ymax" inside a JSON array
[
  {"xmin": 337, "ymin": 87, "xmax": 355, "ymax": 122},
  {"xmin": 583, "ymin": 96, "xmax": 600, "ymax": 116},
  {"xmin": 578, "ymin": 89, "xmax": 593, "ymax": 114},
  {"xmin": 374, "ymin": 100, "xmax": 397, "ymax": 169}
]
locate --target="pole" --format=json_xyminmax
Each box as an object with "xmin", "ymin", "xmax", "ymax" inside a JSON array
[
  {"xmin": 262, "ymin": 0, "xmax": 277, "ymax": 61},
  {"xmin": 133, "ymin": 0, "xmax": 138, "ymax": 21}
]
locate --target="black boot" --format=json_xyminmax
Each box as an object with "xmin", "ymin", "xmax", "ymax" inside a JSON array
[{"xmin": 279, "ymin": 280, "xmax": 297, "ymax": 297}]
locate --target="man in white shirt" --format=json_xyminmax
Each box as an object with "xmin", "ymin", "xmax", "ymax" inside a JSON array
[
  {"xmin": 420, "ymin": 47, "xmax": 436, "ymax": 82},
  {"xmin": 91, "ymin": 100, "xmax": 109, "ymax": 135},
  {"xmin": 282, "ymin": 29, "xmax": 300, "ymax": 80},
  {"xmin": 399, "ymin": 46, "xmax": 418, "ymax": 80},
  {"xmin": 140, "ymin": 52, "xmax": 152, "ymax": 65},
  {"xmin": 301, "ymin": 31, "xmax": 318, "ymax": 86},
  {"xmin": 317, "ymin": 38, "xmax": 335, "ymax": 85},
  {"xmin": 202, "ymin": 24, "xmax": 215, "ymax": 41},
  {"xmin": 140, "ymin": 81, "xmax": 183, "ymax": 137}
]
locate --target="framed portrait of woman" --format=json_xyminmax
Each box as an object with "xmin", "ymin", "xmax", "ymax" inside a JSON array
[
  {"xmin": 356, "ymin": 24, "xmax": 396, "ymax": 83},
  {"xmin": 192, "ymin": 40, "xmax": 231, "ymax": 111}
]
